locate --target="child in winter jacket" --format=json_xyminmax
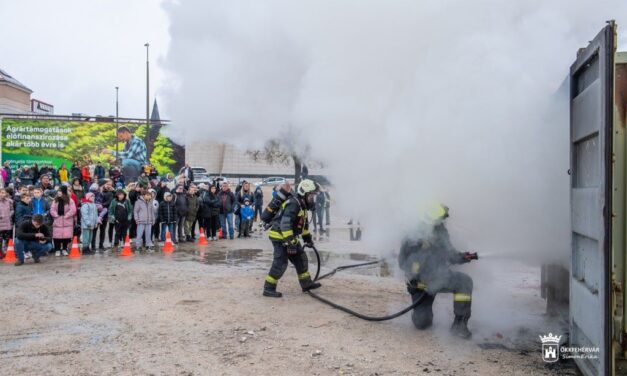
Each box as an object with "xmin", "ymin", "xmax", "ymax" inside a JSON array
[
  {"xmin": 14, "ymin": 193, "xmax": 32, "ymax": 226},
  {"xmin": 133, "ymin": 190, "xmax": 156, "ymax": 251},
  {"xmin": 158, "ymin": 192, "xmax": 177, "ymax": 242},
  {"xmin": 80, "ymin": 193, "xmax": 98, "ymax": 253},
  {"xmin": 0, "ymin": 188, "xmax": 13, "ymax": 256},
  {"xmin": 50, "ymin": 188, "xmax": 77, "ymax": 257},
  {"xmin": 108, "ymin": 189, "xmax": 132, "ymax": 248},
  {"xmin": 240, "ymin": 198, "xmax": 254, "ymax": 238}
]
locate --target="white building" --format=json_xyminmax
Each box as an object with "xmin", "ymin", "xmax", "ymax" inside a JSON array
[{"xmin": 0, "ymin": 68, "xmax": 32, "ymax": 114}]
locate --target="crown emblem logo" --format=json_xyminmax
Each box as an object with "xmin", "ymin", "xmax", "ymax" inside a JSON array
[{"xmin": 539, "ymin": 333, "xmax": 561, "ymax": 344}]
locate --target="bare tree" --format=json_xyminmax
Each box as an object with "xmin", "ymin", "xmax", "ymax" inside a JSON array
[{"xmin": 247, "ymin": 139, "xmax": 307, "ymax": 185}]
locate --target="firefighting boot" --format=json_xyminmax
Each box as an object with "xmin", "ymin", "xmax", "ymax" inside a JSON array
[
  {"xmin": 263, "ymin": 281, "xmax": 283, "ymax": 298},
  {"xmin": 299, "ymin": 276, "xmax": 322, "ymax": 292},
  {"xmin": 450, "ymin": 315, "xmax": 472, "ymax": 339}
]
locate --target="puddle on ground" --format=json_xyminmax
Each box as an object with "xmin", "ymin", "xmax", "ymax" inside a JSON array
[{"xmin": 172, "ymin": 245, "xmax": 392, "ymax": 278}]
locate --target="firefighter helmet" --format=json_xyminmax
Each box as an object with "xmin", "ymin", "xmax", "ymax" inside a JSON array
[
  {"xmin": 296, "ymin": 179, "xmax": 318, "ymax": 197},
  {"xmin": 426, "ymin": 203, "xmax": 449, "ymax": 223}
]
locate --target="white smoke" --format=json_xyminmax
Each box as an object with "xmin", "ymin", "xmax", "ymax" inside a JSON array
[{"xmin": 161, "ymin": 0, "xmax": 627, "ymax": 265}]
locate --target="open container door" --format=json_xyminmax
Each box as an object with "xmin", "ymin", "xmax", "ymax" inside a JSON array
[{"xmin": 570, "ymin": 22, "xmax": 615, "ymax": 376}]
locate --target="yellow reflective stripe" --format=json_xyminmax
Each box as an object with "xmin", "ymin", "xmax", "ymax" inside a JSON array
[
  {"xmin": 298, "ymin": 272, "xmax": 311, "ymax": 280},
  {"xmin": 416, "ymin": 282, "xmax": 427, "ymax": 290},
  {"xmin": 281, "ymin": 201, "xmax": 288, "ymax": 209},
  {"xmin": 302, "ymin": 229, "xmax": 310, "ymax": 236},
  {"xmin": 411, "ymin": 262, "xmax": 420, "ymax": 274},
  {"xmin": 267, "ymin": 207, "xmax": 274, "ymax": 213},
  {"xmin": 265, "ymin": 275, "xmax": 278, "ymax": 284},
  {"xmin": 298, "ymin": 210, "xmax": 304, "ymax": 216},
  {"xmin": 282, "ymin": 230, "xmax": 294, "ymax": 237},
  {"xmin": 453, "ymin": 293, "xmax": 472, "ymax": 302},
  {"xmin": 269, "ymin": 231, "xmax": 283, "ymax": 239}
]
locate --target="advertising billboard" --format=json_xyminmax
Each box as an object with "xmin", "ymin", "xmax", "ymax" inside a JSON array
[{"xmin": 0, "ymin": 117, "xmax": 184, "ymax": 181}]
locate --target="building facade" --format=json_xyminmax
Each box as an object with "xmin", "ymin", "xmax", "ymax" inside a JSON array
[
  {"xmin": 0, "ymin": 68, "xmax": 32, "ymax": 114},
  {"xmin": 186, "ymin": 140, "xmax": 324, "ymax": 178}
]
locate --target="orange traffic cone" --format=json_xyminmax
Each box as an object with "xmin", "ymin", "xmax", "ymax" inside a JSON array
[
  {"xmin": 3, "ymin": 239, "xmax": 16, "ymax": 263},
  {"xmin": 119, "ymin": 235, "xmax": 133, "ymax": 257},
  {"xmin": 198, "ymin": 228, "xmax": 208, "ymax": 245},
  {"xmin": 162, "ymin": 231, "xmax": 174, "ymax": 253},
  {"xmin": 68, "ymin": 236, "xmax": 81, "ymax": 259}
]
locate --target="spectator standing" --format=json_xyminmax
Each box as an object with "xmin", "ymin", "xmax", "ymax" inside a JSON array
[
  {"xmin": 323, "ymin": 189, "xmax": 331, "ymax": 226},
  {"xmin": 81, "ymin": 165, "xmax": 92, "ymax": 191},
  {"xmin": 31, "ymin": 163, "xmax": 40, "ymax": 182},
  {"xmin": 30, "ymin": 187, "xmax": 51, "ymax": 227},
  {"xmin": 99, "ymin": 181, "xmax": 115, "ymax": 249},
  {"xmin": 37, "ymin": 174, "xmax": 54, "ymax": 191},
  {"xmin": 15, "ymin": 192, "xmax": 32, "ymax": 226},
  {"xmin": 218, "ymin": 182, "xmax": 236, "ymax": 240},
  {"xmin": 80, "ymin": 192, "xmax": 98, "ymax": 254},
  {"xmin": 158, "ymin": 192, "xmax": 177, "ymax": 243},
  {"xmin": 128, "ymin": 184, "xmax": 142, "ymax": 239},
  {"xmin": 0, "ymin": 166, "xmax": 7, "ymax": 188},
  {"xmin": 253, "ymin": 185, "xmax": 264, "ymax": 222},
  {"xmin": 173, "ymin": 185, "xmax": 188, "ymax": 243},
  {"xmin": 149, "ymin": 189, "xmax": 159, "ymax": 241},
  {"xmin": 236, "ymin": 181, "xmax": 253, "ymax": 237},
  {"xmin": 17, "ymin": 166, "xmax": 34, "ymax": 186},
  {"xmin": 94, "ymin": 162, "xmax": 105, "ymax": 181},
  {"xmin": 133, "ymin": 190, "xmax": 156, "ymax": 252},
  {"xmin": 0, "ymin": 188, "xmax": 13, "ymax": 257},
  {"xmin": 50, "ymin": 187, "xmax": 77, "ymax": 257},
  {"xmin": 3, "ymin": 162, "xmax": 12, "ymax": 184},
  {"xmin": 108, "ymin": 190, "xmax": 132, "ymax": 249},
  {"xmin": 70, "ymin": 161, "xmax": 82, "ymax": 181},
  {"xmin": 72, "ymin": 178, "xmax": 85, "ymax": 202},
  {"xmin": 314, "ymin": 189, "xmax": 326, "ymax": 233},
  {"xmin": 206, "ymin": 185, "xmax": 221, "ymax": 240},
  {"xmin": 240, "ymin": 198, "xmax": 254, "ymax": 237},
  {"xmin": 156, "ymin": 181, "xmax": 169, "ymax": 203},
  {"xmin": 48, "ymin": 164, "xmax": 57, "ymax": 185},
  {"xmin": 185, "ymin": 185, "xmax": 200, "ymax": 242},
  {"xmin": 179, "ymin": 163, "xmax": 195, "ymax": 189}
]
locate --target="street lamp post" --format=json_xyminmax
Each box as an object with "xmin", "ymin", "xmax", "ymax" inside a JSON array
[
  {"xmin": 145, "ymin": 43, "xmax": 150, "ymax": 130},
  {"xmin": 115, "ymin": 86, "xmax": 119, "ymax": 166}
]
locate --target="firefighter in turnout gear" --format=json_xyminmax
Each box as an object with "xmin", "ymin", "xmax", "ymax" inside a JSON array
[
  {"xmin": 263, "ymin": 179, "xmax": 322, "ymax": 298},
  {"xmin": 398, "ymin": 204, "xmax": 477, "ymax": 339}
]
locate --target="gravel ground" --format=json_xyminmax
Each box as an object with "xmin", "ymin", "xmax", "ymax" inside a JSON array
[{"xmin": 0, "ymin": 226, "xmax": 574, "ymax": 375}]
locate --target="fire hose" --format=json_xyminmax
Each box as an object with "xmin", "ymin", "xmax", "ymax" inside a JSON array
[{"xmin": 306, "ymin": 245, "xmax": 427, "ymax": 322}]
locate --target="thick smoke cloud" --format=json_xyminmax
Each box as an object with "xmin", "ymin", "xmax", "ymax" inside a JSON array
[{"xmin": 161, "ymin": 0, "xmax": 627, "ymax": 265}]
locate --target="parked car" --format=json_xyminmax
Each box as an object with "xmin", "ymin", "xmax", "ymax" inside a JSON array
[
  {"xmin": 256, "ymin": 176, "xmax": 287, "ymax": 187},
  {"xmin": 193, "ymin": 172, "xmax": 213, "ymax": 185},
  {"xmin": 192, "ymin": 167, "xmax": 208, "ymax": 175}
]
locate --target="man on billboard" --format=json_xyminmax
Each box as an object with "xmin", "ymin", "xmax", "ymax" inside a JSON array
[{"xmin": 104, "ymin": 126, "xmax": 148, "ymax": 182}]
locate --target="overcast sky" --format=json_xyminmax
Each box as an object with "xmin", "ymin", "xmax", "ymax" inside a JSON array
[{"xmin": 0, "ymin": 0, "xmax": 170, "ymax": 119}]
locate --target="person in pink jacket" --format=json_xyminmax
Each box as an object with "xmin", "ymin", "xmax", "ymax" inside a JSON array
[
  {"xmin": 50, "ymin": 186, "xmax": 77, "ymax": 257},
  {"xmin": 0, "ymin": 188, "xmax": 13, "ymax": 258}
]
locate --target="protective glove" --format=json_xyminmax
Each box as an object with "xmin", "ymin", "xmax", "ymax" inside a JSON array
[
  {"xmin": 304, "ymin": 240, "xmax": 314, "ymax": 248},
  {"xmin": 462, "ymin": 252, "xmax": 478, "ymax": 263}
]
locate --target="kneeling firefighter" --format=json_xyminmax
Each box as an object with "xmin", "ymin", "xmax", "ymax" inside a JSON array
[
  {"xmin": 263, "ymin": 179, "xmax": 322, "ymax": 298},
  {"xmin": 398, "ymin": 205, "xmax": 478, "ymax": 339}
]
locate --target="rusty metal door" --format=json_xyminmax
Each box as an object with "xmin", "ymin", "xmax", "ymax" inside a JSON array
[{"xmin": 569, "ymin": 22, "xmax": 615, "ymax": 376}]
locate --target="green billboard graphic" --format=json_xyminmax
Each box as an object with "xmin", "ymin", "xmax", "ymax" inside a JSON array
[{"xmin": 0, "ymin": 117, "xmax": 184, "ymax": 179}]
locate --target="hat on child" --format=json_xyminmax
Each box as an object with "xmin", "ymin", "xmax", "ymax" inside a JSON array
[{"xmin": 85, "ymin": 192, "xmax": 95, "ymax": 200}]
